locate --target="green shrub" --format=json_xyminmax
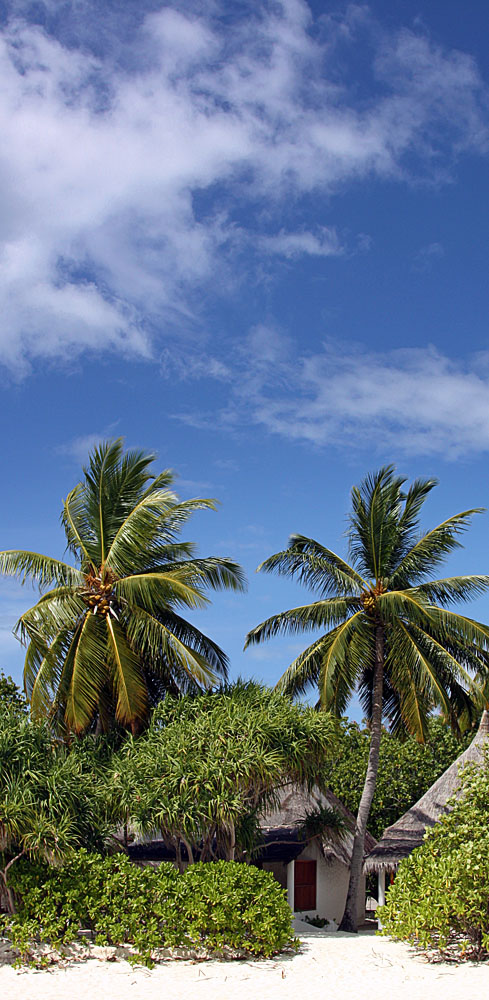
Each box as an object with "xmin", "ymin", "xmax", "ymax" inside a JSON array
[
  {"xmin": 2, "ymin": 851, "xmax": 294, "ymax": 966},
  {"xmin": 378, "ymin": 756, "xmax": 489, "ymax": 960}
]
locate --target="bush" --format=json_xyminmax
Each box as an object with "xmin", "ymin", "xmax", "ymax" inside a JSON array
[
  {"xmin": 0, "ymin": 710, "xmax": 111, "ymax": 913},
  {"xmin": 378, "ymin": 755, "xmax": 489, "ymax": 960},
  {"xmin": 2, "ymin": 851, "xmax": 294, "ymax": 966}
]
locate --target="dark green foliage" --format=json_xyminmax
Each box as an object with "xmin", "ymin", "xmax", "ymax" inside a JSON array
[
  {"xmin": 0, "ymin": 707, "xmax": 110, "ymax": 911},
  {"xmin": 0, "ymin": 672, "xmax": 27, "ymax": 714},
  {"xmin": 108, "ymin": 681, "xmax": 337, "ymax": 861},
  {"xmin": 304, "ymin": 914, "xmax": 329, "ymax": 928},
  {"xmin": 298, "ymin": 804, "xmax": 347, "ymax": 842},
  {"xmin": 326, "ymin": 717, "xmax": 472, "ymax": 840},
  {"xmin": 379, "ymin": 751, "xmax": 489, "ymax": 959},
  {"xmin": 3, "ymin": 852, "xmax": 294, "ymax": 965}
]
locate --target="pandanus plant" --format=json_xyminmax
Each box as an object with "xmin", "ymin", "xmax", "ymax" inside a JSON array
[
  {"xmin": 245, "ymin": 467, "xmax": 489, "ymax": 931},
  {"xmin": 0, "ymin": 440, "xmax": 245, "ymax": 734}
]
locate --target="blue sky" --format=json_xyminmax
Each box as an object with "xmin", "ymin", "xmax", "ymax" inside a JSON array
[{"xmin": 2, "ymin": 0, "xmax": 489, "ymax": 717}]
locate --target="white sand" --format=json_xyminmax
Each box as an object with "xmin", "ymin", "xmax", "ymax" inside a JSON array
[{"xmin": 1, "ymin": 921, "xmax": 488, "ymax": 1000}]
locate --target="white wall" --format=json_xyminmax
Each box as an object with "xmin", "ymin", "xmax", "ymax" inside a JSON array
[{"xmin": 289, "ymin": 841, "xmax": 366, "ymax": 925}]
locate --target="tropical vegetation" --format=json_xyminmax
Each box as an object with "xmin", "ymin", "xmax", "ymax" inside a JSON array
[
  {"xmin": 108, "ymin": 680, "xmax": 339, "ymax": 864},
  {"xmin": 0, "ymin": 670, "xmax": 28, "ymax": 714},
  {"xmin": 3, "ymin": 853, "xmax": 295, "ymax": 966},
  {"xmin": 0, "ymin": 681, "xmax": 337, "ymax": 936},
  {"xmin": 379, "ymin": 750, "xmax": 489, "ymax": 959},
  {"xmin": 245, "ymin": 466, "xmax": 489, "ymax": 931},
  {"xmin": 0, "ymin": 702, "xmax": 109, "ymax": 914},
  {"xmin": 328, "ymin": 717, "xmax": 473, "ymax": 841},
  {"xmin": 0, "ymin": 439, "xmax": 245, "ymax": 734}
]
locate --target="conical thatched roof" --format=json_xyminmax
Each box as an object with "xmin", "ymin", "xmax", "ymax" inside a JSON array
[{"xmin": 364, "ymin": 710, "xmax": 489, "ymax": 874}]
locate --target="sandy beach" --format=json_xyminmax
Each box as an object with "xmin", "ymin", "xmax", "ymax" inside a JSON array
[{"xmin": 1, "ymin": 922, "xmax": 488, "ymax": 1000}]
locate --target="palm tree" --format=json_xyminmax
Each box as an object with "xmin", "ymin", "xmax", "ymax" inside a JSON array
[
  {"xmin": 0, "ymin": 440, "xmax": 245, "ymax": 735},
  {"xmin": 245, "ymin": 467, "xmax": 489, "ymax": 931}
]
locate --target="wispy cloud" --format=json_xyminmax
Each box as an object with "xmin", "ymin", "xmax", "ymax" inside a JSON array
[
  {"xmin": 57, "ymin": 427, "xmax": 120, "ymax": 464},
  {"xmin": 0, "ymin": 2, "xmax": 486, "ymax": 373},
  {"xmin": 160, "ymin": 351, "xmax": 233, "ymax": 382},
  {"xmin": 413, "ymin": 242, "xmax": 445, "ymax": 272},
  {"xmin": 257, "ymin": 227, "xmax": 344, "ymax": 259},
  {"xmin": 173, "ymin": 339, "xmax": 489, "ymax": 458}
]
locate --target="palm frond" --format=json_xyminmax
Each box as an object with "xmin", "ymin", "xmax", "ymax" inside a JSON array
[
  {"xmin": 388, "ymin": 477, "xmax": 438, "ymax": 566},
  {"xmin": 357, "ymin": 665, "xmax": 403, "ymax": 735},
  {"xmin": 258, "ymin": 535, "xmax": 367, "ymax": 594},
  {"xmin": 415, "ymin": 575, "xmax": 489, "ymax": 605},
  {"xmin": 386, "ymin": 622, "xmax": 432, "ymax": 741},
  {"xmin": 50, "ymin": 620, "xmax": 87, "ymax": 724},
  {"xmin": 24, "ymin": 627, "xmax": 71, "ymax": 716},
  {"xmin": 115, "ymin": 571, "xmax": 209, "ymax": 612},
  {"xmin": 125, "ymin": 605, "xmax": 220, "ymax": 688},
  {"xmin": 316, "ymin": 612, "xmax": 365, "ymax": 709},
  {"xmin": 0, "ymin": 551, "xmax": 82, "ymax": 591},
  {"xmin": 16, "ymin": 592, "xmax": 87, "ymax": 646},
  {"xmin": 422, "ymin": 607, "xmax": 489, "ymax": 649},
  {"xmin": 348, "ymin": 466, "xmax": 408, "ymax": 578},
  {"xmin": 106, "ymin": 617, "xmax": 147, "ymax": 727},
  {"xmin": 400, "ymin": 623, "xmax": 479, "ymax": 733},
  {"xmin": 276, "ymin": 632, "xmax": 336, "ymax": 698},
  {"xmin": 64, "ymin": 613, "xmax": 109, "ymax": 733},
  {"xmin": 376, "ymin": 588, "xmax": 436, "ymax": 627},
  {"xmin": 390, "ymin": 621, "xmax": 451, "ymax": 721},
  {"xmin": 104, "ymin": 489, "xmax": 194, "ymax": 575},
  {"xmin": 322, "ymin": 619, "xmax": 374, "ymax": 714},
  {"xmin": 61, "ymin": 484, "xmax": 96, "ymax": 567},
  {"xmin": 389, "ymin": 509, "xmax": 484, "ymax": 588},
  {"xmin": 140, "ymin": 608, "xmax": 229, "ymax": 677},
  {"xmin": 161, "ymin": 557, "xmax": 247, "ymax": 593},
  {"xmin": 244, "ymin": 596, "xmax": 360, "ymax": 647}
]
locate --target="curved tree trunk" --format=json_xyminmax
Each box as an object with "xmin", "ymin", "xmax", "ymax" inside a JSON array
[
  {"xmin": 1, "ymin": 851, "xmax": 25, "ymax": 915},
  {"xmin": 338, "ymin": 625, "xmax": 384, "ymax": 933}
]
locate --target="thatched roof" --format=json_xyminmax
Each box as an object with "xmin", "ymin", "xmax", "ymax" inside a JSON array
[
  {"xmin": 363, "ymin": 710, "xmax": 489, "ymax": 874},
  {"xmin": 256, "ymin": 784, "xmax": 376, "ymax": 866},
  {"xmin": 129, "ymin": 784, "xmax": 376, "ymax": 867}
]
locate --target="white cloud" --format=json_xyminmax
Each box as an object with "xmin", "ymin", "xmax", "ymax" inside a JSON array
[
  {"xmin": 258, "ymin": 227, "xmax": 344, "ymax": 258},
  {"xmin": 173, "ymin": 340, "xmax": 489, "ymax": 458},
  {"xmin": 160, "ymin": 350, "xmax": 232, "ymax": 381},
  {"xmin": 0, "ymin": 3, "xmax": 487, "ymax": 372},
  {"xmin": 244, "ymin": 343, "xmax": 489, "ymax": 457}
]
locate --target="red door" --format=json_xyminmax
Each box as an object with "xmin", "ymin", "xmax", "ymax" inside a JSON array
[{"xmin": 294, "ymin": 859, "xmax": 317, "ymax": 911}]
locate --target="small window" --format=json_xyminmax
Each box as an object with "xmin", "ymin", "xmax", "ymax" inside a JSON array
[{"xmin": 294, "ymin": 859, "xmax": 317, "ymax": 911}]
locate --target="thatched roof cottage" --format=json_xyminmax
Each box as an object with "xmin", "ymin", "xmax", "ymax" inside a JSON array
[
  {"xmin": 256, "ymin": 785, "xmax": 376, "ymax": 926},
  {"xmin": 363, "ymin": 710, "xmax": 489, "ymax": 908},
  {"xmin": 129, "ymin": 784, "xmax": 376, "ymax": 927}
]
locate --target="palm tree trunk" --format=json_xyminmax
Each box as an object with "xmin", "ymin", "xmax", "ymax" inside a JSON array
[{"xmin": 338, "ymin": 625, "xmax": 384, "ymax": 932}]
